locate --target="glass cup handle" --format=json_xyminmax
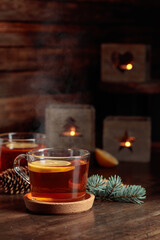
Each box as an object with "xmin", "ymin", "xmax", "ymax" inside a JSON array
[{"xmin": 13, "ymin": 154, "xmax": 30, "ymax": 185}]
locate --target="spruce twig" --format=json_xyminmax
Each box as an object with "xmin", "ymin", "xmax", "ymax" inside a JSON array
[{"xmin": 87, "ymin": 174, "xmax": 146, "ymax": 204}]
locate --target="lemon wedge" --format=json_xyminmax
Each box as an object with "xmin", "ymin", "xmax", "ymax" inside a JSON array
[
  {"xmin": 95, "ymin": 148, "xmax": 119, "ymax": 167},
  {"xmin": 6, "ymin": 142, "xmax": 38, "ymax": 149},
  {"xmin": 28, "ymin": 160, "xmax": 74, "ymax": 173}
]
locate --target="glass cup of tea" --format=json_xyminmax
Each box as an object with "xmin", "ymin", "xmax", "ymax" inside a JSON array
[
  {"xmin": 0, "ymin": 132, "xmax": 46, "ymax": 172},
  {"xmin": 14, "ymin": 148, "xmax": 90, "ymax": 202}
]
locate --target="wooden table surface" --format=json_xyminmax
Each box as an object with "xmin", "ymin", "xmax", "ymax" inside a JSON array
[{"xmin": 0, "ymin": 161, "xmax": 160, "ymax": 240}]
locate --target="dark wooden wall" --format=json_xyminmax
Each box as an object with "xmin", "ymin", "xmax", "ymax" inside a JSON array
[{"xmin": 0, "ymin": 0, "xmax": 160, "ymax": 135}]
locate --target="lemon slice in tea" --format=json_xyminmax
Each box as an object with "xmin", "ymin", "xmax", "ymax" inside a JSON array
[
  {"xmin": 6, "ymin": 142, "xmax": 38, "ymax": 149},
  {"xmin": 28, "ymin": 160, "xmax": 74, "ymax": 173}
]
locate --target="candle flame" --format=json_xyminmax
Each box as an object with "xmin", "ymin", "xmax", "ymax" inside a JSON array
[
  {"xmin": 61, "ymin": 126, "xmax": 82, "ymax": 137},
  {"xmin": 120, "ymin": 63, "xmax": 133, "ymax": 70},
  {"xmin": 70, "ymin": 127, "xmax": 76, "ymax": 136},
  {"xmin": 126, "ymin": 63, "xmax": 133, "ymax": 70},
  {"xmin": 124, "ymin": 141, "xmax": 131, "ymax": 147}
]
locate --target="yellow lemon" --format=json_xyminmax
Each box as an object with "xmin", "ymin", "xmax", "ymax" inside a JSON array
[
  {"xmin": 95, "ymin": 148, "xmax": 119, "ymax": 167},
  {"xmin": 28, "ymin": 160, "xmax": 74, "ymax": 173},
  {"xmin": 6, "ymin": 142, "xmax": 38, "ymax": 149}
]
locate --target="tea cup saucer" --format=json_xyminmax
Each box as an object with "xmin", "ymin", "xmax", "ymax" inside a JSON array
[{"xmin": 24, "ymin": 192, "xmax": 95, "ymax": 214}]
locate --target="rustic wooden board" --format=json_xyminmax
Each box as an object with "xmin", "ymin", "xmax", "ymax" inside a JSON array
[
  {"xmin": 0, "ymin": 48, "xmax": 97, "ymax": 71},
  {"xmin": 0, "ymin": 71, "xmax": 65, "ymax": 97},
  {"xmin": 0, "ymin": 0, "xmax": 159, "ymax": 135},
  {"xmin": 1, "ymin": 162, "xmax": 160, "ymax": 239},
  {"xmin": 0, "ymin": 1, "xmax": 158, "ymax": 23},
  {"xmin": 0, "ymin": 93, "xmax": 91, "ymax": 132},
  {"xmin": 0, "ymin": 1, "xmax": 120, "ymax": 23},
  {"xmin": 0, "ymin": 22, "xmax": 94, "ymax": 47},
  {"xmin": 0, "ymin": 70, "xmax": 96, "ymax": 98},
  {"xmin": 100, "ymin": 81, "xmax": 160, "ymax": 94},
  {"xmin": 0, "ymin": 22, "xmax": 157, "ymax": 48}
]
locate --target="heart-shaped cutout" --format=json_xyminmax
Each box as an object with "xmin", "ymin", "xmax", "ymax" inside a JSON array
[{"xmin": 111, "ymin": 51, "xmax": 134, "ymax": 73}]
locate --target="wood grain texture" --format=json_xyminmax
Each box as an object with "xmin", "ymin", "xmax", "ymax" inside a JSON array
[
  {"xmin": 0, "ymin": 48, "xmax": 96, "ymax": 71},
  {"xmin": 0, "ymin": 161, "xmax": 160, "ymax": 240},
  {"xmin": 0, "ymin": 71, "xmax": 64, "ymax": 97},
  {"xmin": 0, "ymin": 22, "xmax": 157, "ymax": 48},
  {"xmin": 0, "ymin": 0, "xmax": 159, "ymax": 24},
  {"xmin": 100, "ymin": 81, "xmax": 160, "ymax": 94},
  {"xmin": 0, "ymin": 1, "xmax": 117, "ymax": 23},
  {"xmin": 0, "ymin": 22, "xmax": 93, "ymax": 47},
  {"xmin": 0, "ymin": 0, "xmax": 160, "ymax": 134},
  {"xmin": 0, "ymin": 93, "xmax": 91, "ymax": 132},
  {"xmin": 0, "ymin": 72, "xmax": 94, "ymax": 98}
]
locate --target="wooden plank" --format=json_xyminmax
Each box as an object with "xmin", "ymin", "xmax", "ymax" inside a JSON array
[
  {"xmin": 100, "ymin": 81, "xmax": 160, "ymax": 94},
  {"xmin": 0, "ymin": 22, "xmax": 86, "ymax": 33},
  {"xmin": 0, "ymin": 1, "xmax": 157, "ymax": 24},
  {"xmin": 0, "ymin": 22, "xmax": 158, "ymax": 47},
  {"xmin": 1, "ymin": 162, "xmax": 160, "ymax": 239},
  {"xmin": 3, "ymin": 0, "xmax": 157, "ymax": 4},
  {"xmin": 0, "ymin": 71, "xmax": 63, "ymax": 97},
  {"xmin": 0, "ymin": 93, "xmax": 91, "ymax": 132},
  {"xmin": 0, "ymin": 69, "xmax": 94, "ymax": 98},
  {"xmin": 0, "ymin": 22, "xmax": 157, "ymax": 35},
  {"xmin": 0, "ymin": 22, "xmax": 93, "ymax": 47},
  {"xmin": 0, "ymin": 1, "xmax": 119, "ymax": 23},
  {"xmin": 60, "ymin": 0, "xmax": 160, "ymax": 4},
  {"xmin": 0, "ymin": 48, "xmax": 97, "ymax": 71}
]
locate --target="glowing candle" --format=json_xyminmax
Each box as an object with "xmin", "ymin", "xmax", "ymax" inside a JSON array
[{"xmin": 120, "ymin": 63, "xmax": 133, "ymax": 71}]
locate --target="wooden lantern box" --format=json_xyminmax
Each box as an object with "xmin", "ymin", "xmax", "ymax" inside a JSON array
[
  {"xmin": 103, "ymin": 116, "xmax": 151, "ymax": 162},
  {"xmin": 101, "ymin": 43, "xmax": 151, "ymax": 83},
  {"xmin": 45, "ymin": 104, "xmax": 95, "ymax": 151}
]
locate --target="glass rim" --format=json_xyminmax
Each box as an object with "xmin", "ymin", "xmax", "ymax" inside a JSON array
[
  {"xmin": 27, "ymin": 147, "xmax": 90, "ymax": 160},
  {"xmin": 0, "ymin": 132, "xmax": 46, "ymax": 141}
]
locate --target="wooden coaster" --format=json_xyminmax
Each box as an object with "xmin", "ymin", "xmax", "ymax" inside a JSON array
[{"xmin": 24, "ymin": 193, "xmax": 95, "ymax": 214}]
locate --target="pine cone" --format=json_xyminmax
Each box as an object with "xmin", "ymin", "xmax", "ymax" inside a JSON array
[{"xmin": 0, "ymin": 167, "xmax": 30, "ymax": 195}]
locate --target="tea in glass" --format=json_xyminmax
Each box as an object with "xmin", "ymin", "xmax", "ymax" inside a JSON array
[
  {"xmin": 14, "ymin": 148, "xmax": 90, "ymax": 202},
  {"xmin": 28, "ymin": 159, "xmax": 89, "ymax": 202},
  {"xmin": 0, "ymin": 133, "xmax": 46, "ymax": 172}
]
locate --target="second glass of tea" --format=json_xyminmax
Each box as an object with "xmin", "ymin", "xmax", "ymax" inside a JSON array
[
  {"xmin": 0, "ymin": 132, "xmax": 46, "ymax": 172},
  {"xmin": 14, "ymin": 148, "xmax": 90, "ymax": 202}
]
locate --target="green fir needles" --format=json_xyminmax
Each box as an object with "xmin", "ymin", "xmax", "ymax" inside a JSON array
[{"xmin": 87, "ymin": 175, "xmax": 146, "ymax": 204}]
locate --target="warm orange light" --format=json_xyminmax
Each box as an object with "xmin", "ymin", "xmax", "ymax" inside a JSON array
[
  {"xmin": 61, "ymin": 126, "xmax": 82, "ymax": 137},
  {"xmin": 70, "ymin": 127, "xmax": 76, "ymax": 136},
  {"xmin": 120, "ymin": 63, "xmax": 133, "ymax": 70},
  {"xmin": 126, "ymin": 63, "xmax": 133, "ymax": 70},
  {"xmin": 125, "ymin": 141, "xmax": 131, "ymax": 147}
]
